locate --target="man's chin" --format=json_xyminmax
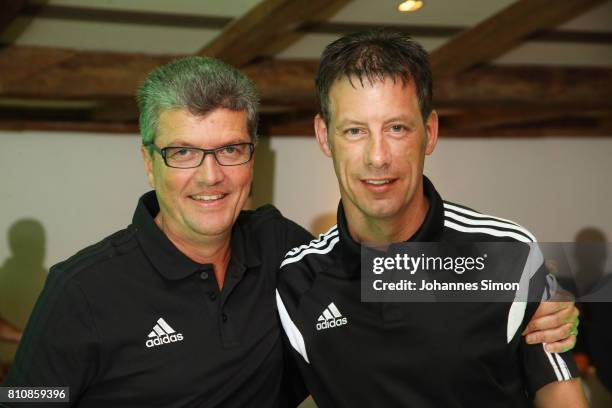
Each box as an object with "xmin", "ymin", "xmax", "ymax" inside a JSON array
[
  {"xmin": 360, "ymin": 204, "xmax": 401, "ymax": 221},
  {"xmin": 192, "ymin": 225, "xmax": 233, "ymax": 239},
  {"xmin": 190, "ymin": 214, "xmax": 239, "ymax": 237}
]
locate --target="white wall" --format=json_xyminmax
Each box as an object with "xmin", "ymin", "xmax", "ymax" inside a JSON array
[
  {"xmin": 426, "ymin": 137, "xmax": 612, "ymax": 242},
  {"xmin": 0, "ymin": 132, "xmax": 149, "ymax": 266},
  {"xmin": 1, "ymin": 131, "xmax": 612, "ymax": 268}
]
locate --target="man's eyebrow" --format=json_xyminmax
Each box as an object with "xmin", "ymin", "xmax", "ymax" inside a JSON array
[
  {"xmin": 164, "ymin": 138, "xmax": 251, "ymax": 148},
  {"xmin": 164, "ymin": 139, "xmax": 196, "ymax": 147},
  {"xmin": 383, "ymin": 116, "xmax": 418, "ymax": 127},
  {"xmin": 222, "ymin": 138, "xmax": 252, "ymax": 145},
  {"xmin": 334, "ymin": 119, "xmax": 368, "ymax": 130}
]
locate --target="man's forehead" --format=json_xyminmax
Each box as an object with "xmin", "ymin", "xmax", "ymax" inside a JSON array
[
  {"xmin": 155, "ymin": 108, "xmax": 249, "ymax": 144},
  {"xmin": 158, "ymin": 107, "xmax": 246, "ymax": 122},
  {"xmin": 327, "ymin": 75, "xmax": 419, "ymax": 122},
  {"xmin": 332, "ymin": 73, "xmax": 413, "ymax": 92}
]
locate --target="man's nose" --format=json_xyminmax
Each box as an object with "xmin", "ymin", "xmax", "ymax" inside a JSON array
[
  {"xmin": 366, "ymin": 134, "xmax": 391, "ymax": 169},
  {"xmin": 195, "ymin": 153, "xmax": 224, "ymax": 185}
]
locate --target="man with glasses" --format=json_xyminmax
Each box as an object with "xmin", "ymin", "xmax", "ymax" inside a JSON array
[
  {"xmin": 3, "ymin": 56, "xmax": 311, "ymax": 407},
  {"xmin": 3, "ymin": 55, "xmax": 578, "ymax": 407}
]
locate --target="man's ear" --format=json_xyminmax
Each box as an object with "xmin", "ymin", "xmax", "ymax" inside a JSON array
[
  {"xmin": 140, "ymin": 145, "xmax": 156, "ymax": 189},
  {"xmin": 314, "ymin": 114, "xmax": 332, "ymax": 157},
  {"xmin": 424, "ymin": 110, "xmax": 439, "ymax": 156}
]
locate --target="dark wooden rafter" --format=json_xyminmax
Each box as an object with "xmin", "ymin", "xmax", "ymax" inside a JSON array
[
  {"xmin": 259, "ymin": 112, "xmax": 612, "ymax": 137},
  {"xmin": 303, "ymin": 21, "xmax": 612, "ymax": 45},
  {"xmin": 2, "ymin": 114, "xmax": 610, "ymax": 138},
  {"xmin": 18, "ymin": 3, "xmax": 230, "ymax": 29},
  {"xmin": 433, "ymin": 65, "xmax": 612, "ymax": 109},
  {"xmin": 198, "ymin": 0, "xmax": 350, "ymax": 66},
  {"xmin": 7, "ymin": 4, "xmax": 611, "ymax": 45},
  {"xmin": 0, "ymin": 119, "xmax": 138, "ymax": 133},
  {"xmin": 0, "ymin": 0, "xmax": 26, "ymax": 34},
  {"xmin": 0, "ymin": 46, "xmax": 176, "ymax": 98},
  {"xmin": 429, "ymin": 0, "xmax": 608, "ymax": 78},
  {"xmin": 0, "ymin": 46, "xmax": 611, "ymax": 137},
  {"xmin": 2, "ymin": 47, "xmax": 611, "ymax": 108},
  {"xmin": 443, "ymin": 106, "xmax": 609, "ymax": 130}
]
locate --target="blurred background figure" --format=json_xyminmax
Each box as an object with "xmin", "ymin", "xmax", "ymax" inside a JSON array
[
  {"xmin": 0, "ymin": 317, "xmax": 21, "ymax": 382},
  {"xmin": 0, "ymin": 219, "xmax": 48, "ymax": 381},
  {"xmin": 572, "ymin": 227, "xmax": 612, "ymax": 407},
  {"xmin": 0, "ymin": 318, "xmax": 21, "ymax": 342}
]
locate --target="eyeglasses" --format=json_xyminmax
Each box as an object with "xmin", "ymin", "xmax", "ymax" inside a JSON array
[{"xmin": 146, "ymin": 142, "xmax": 255, "ymax": 168}]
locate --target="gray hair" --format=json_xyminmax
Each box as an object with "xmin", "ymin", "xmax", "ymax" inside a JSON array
[{"xmin": 137, "ymin": 56, "xmax": 259, "ymax": 149}]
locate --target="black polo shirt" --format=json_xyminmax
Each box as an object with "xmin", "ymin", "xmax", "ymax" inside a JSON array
[
  {"xmin": 3, "ymin": 191, "xmax": 312, "ymax": 407},
  {"xmin": 276, "ymin": 176, "xmax": 578, "ymax": 408}
]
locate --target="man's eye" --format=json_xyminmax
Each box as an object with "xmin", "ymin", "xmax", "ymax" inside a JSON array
[
  {"xmin": 391, "ymin": 124, "xmax": 404, "ymax": 132},
  {"xmin": 168, "ymin": 148, "xmax": 196, "ymax": 160},
  {"xmin": 345, "ymin": 128, "xmax": 361, "ymax": 136},
  {"xmin": 218, "ymin": 145, "xmax": 241, "ymax": 156}
]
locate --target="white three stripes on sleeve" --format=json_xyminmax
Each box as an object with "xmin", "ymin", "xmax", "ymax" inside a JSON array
[
  {"xmin": 281, "ymin": 225, "xmax": 339, "ymax": 268},
  {"xmin": 443, "ymin": 202, "xmax": 536, "ymax": 242},
  {"xmin": 544, "ymin": 345, "xmax": 572, "ymax": 381}
]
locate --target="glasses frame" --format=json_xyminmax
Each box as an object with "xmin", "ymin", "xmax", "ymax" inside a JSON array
[{"xmin": 146, "ymin": 142, "xmax": 255, "ymax": 168}]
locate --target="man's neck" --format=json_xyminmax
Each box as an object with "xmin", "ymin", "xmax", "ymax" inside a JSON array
[
  {"xmin": 345, "ymin": 191, "xmax": 429, "ymax": 246},
  {"xmin": 154, "ymin": 215, "xmax": 231, "ymax": 289}
]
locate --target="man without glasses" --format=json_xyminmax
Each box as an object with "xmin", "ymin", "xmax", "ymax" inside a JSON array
[
  {"xmin": 3, "ymin": 55, "xmax": 577, "ymax": 407},
  {"xmin": 276, "ymin": 29, "xmax": 587, "ymax": 407}
]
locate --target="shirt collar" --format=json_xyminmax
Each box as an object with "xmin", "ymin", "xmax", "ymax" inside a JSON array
[
  {"xmin": 338, "ymin": 175, "xmax": 445, "ymax": 267},
  {"xmin": 132, "ymin": 191, "xmax": 261, "ymax": 281}
]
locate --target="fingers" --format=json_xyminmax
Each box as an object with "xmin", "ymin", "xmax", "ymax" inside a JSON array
[
  {"xmin": 530, "ymin": 300, "xmax": 572, "ymax": 319},
  {"xmin": 522, "ymin": 303, "xmax": 579, "ymax": 335},
  {"xmin": 526, "ymin": 322, "xmax": 576, "ymax": 345},
  {"xmin": 543, "ymin": 334, "xmax": 578, "ymax": 353}
]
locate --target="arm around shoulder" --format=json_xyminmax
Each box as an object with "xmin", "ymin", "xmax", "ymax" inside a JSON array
[{"xmin": 534, "ymin": 378, "xmax": 588, "ymax": 408}]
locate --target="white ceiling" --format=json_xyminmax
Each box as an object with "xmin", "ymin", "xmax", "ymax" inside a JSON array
[{"xmin": 2, "ymin": 0, "xmax": 611, "ymax": 65}]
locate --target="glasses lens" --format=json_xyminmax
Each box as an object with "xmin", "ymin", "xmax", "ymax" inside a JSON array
[
  {"xmin": 215, "ymin": 143, "xmax": 253, "ymax": 165},
  {"xmin": 164, "ymin": 147, "xmax": 203, "ymax": 168},
  {"xmin": 162, "ymin": 144, "xmax": 253, "ymax": 168}
]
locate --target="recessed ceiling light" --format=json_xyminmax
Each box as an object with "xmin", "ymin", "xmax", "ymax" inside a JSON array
[{"xmin": 398, "ymin": 0, "xmax": 424, "ymax": 13}]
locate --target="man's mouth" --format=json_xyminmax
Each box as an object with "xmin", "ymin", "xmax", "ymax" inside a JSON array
[
  {"xmin": 364, "ymin": 179, "xmax": 393, "ymax": 185},
  {"xmin": 190, "ymin": 194, "xmax": 226, "ymax": 202}
]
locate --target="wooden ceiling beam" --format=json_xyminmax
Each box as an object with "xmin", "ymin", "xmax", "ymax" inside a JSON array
[
  {"xmin": 2, "ymin": 47, "xmax": 611, "ymax": 109},
  {"xmin": 259, "ymin": 113, "xmax": 612, "ymax": 137},
  {"xmin": 440, "ymin": 123, "xmax": 612, "ymax": 138},
  {"xmin": 443, "ymin": 106, "xmax": 608, "ymax": 130},
  {"xmin": 433, "ymin": 64, "xmax": 612, "ymax": 109},
  {"xmin": 429, "ymin": 0, "xmax": 608, "ymax": 78},
  {"xmin": 2, "ymin": 118, "xmax": 607, "ymax": 138},
  {"xmin": 0, "ymin": 0, "xmax": 26, "ymax": 34},
  {"xmin": 2, "ymin": 109, "xmax": 610, "ymax": 138},
  {"xmin": 0, "ymin": 46, "xmax": 176, "ymax": 98},
  {"xmin": 13, "ymin": 4, "xmax": 611, "ymax": 45},
  {"xmin": 0, "ymin": 119, "xmax": 138, "ymax": 133},
  {"xmin": 198, "ymin": 0, "xmax": 349, "ymax": 66},
  {"xmin": 19, "ymin": 3, "xmax": 229, "ymax": 29}
]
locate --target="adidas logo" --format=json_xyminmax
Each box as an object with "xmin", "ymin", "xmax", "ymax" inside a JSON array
[
  {"xmin": 316, "ymin": 302, "xmax": 348, "ymax": 331},
  {"xmin": 145, "ymin": 317, "xmax": 184, "ymax": 348}
]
